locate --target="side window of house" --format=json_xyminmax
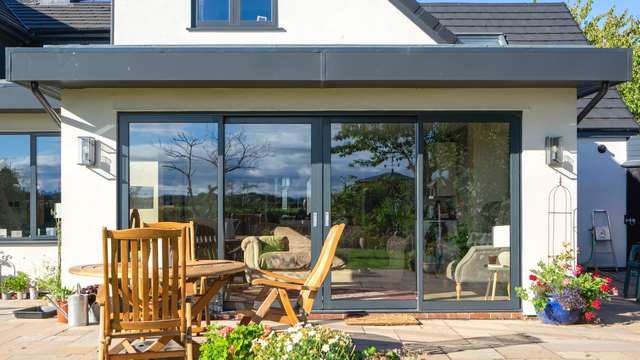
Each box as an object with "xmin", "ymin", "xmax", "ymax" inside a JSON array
[
  {"xmin": 196, "ymin": 0, "xmax": 276, "ymax": 28},
  {"xmin": 0, "ymin": 134, "xmax": 60, "ymax": 240}
]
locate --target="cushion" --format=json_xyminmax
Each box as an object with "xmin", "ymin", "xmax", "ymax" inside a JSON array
[
  {"xmin": 259, "ymin": 251, "xmax": 311, "ymax": 270},
  {"xmin": 258, "ymin": 236, "xmax": 288, "ymax": 254}
]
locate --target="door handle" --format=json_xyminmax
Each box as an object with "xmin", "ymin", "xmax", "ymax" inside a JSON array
[
  {"xmin": 312, "ymin": 212, "xmax": 318, "ymax": 228},
  {"xmin": 324, "ymin": 212, "xmax": 330, "ymax": 227},
  {"xmin": 625, "ymin": 215, "xmax": 637, "ymax": 226}
]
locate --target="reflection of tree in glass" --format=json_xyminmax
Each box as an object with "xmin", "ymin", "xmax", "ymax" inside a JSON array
[
  {"xmin": 157, "ymin": 130, "xmax": 269, "ymax": 220},
  {"xmin": 331, "ymin": 124, "xmax": 416, "ymax": 258},
  {"xmin": 0, "ymin": 165, "xmax": 29, "ymax": 234},
  {"xmin": 332, "ymin": 124, "xmax": 416, "ymax": 173}
]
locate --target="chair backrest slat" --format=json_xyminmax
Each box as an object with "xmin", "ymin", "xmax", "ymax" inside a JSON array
[
  {"xmin": 102, "ymin": 227, "xmax": 186, "ymax": 334},
  {"xmin": 304, "ymin": 224, "xmax": 345, "ymax": 290},
  {"xmin": 143, "ymin": 221, "xmax": 197, "ymax": 262}
]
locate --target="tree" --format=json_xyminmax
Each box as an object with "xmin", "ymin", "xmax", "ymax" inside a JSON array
[{"xmin": 570, "ymin": 0, "xmax": 640, "ymax": 120}]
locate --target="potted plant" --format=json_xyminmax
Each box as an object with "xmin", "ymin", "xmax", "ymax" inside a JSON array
[
  {"xmin": 7, "ymin": 272, "xmax": 30, "ymax": 300},
  {"xmin": 0, "ymin": 277, "xmax": 12, "ymax": 300},
  {"xmin": 516, "ymin": 242, "xmax": 617, "ymax": 324},
  {"xmin": 51, "ymin": 285, "xmax": 74, "ymax": 323}
]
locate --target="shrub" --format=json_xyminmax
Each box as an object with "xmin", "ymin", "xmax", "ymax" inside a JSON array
[
  {"xmin": 253, "ymin": 324, "xmax": 359, "ymax": 360},
  {"xmin": 199, "ymin": 323, "xmax": 266, "ymax": 360},
  {"xmin": 6, "ymin": 272, "xmax": 30, "ymax": 292}
]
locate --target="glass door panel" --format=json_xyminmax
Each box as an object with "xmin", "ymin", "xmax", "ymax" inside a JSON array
[
  {"xmin": 128, "ymin": 121, "xmax": 219, "ymax": 259},
  {"xmin": 327, "ymin": 120, "xmax": 417, "ymax": 305},
  {"xmin": 423, "ymin": 122, "xmax": 511, "ymax": 302},
  {"xmin": 224, "ymin": 120, "xmax": 320, "ymax": 307}
]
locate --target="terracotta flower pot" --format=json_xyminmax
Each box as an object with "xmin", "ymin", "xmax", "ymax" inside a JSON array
[{"xmin": 56, "ymin": 301, "xmax": 69, "ymax": 323}]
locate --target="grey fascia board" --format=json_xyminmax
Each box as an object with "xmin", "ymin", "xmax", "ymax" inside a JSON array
[
  {"xmin": 0, "ymin": 81, "xmax": 59, "ymax": 110},
  {"xmin": 388, "ymin": 0, "xmax": 457, "ymax": 44},
  {"xmin": 5, "ymin": 46, "xmax": 632, "ymax": 87}
]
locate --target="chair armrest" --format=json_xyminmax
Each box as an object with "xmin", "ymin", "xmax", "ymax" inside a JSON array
[
  {"xmin": 241, "ymin": 236, "xmax": 261, "ymax": 270},
  {"xmin": 256, "ymin": 269, "xmax": 306, "ymax": 285},
  {"xmin": 252, "ymin": 278, "xmax": 306, "ymax": 291}
]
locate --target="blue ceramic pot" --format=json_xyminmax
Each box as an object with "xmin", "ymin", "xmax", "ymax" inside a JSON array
[{"xmin": 537, "ymin": 298, "xmax": 581, "ymax": 325}]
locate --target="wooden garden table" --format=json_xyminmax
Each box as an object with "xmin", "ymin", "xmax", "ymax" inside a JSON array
[{"xmin": 69, "ymin": 259, "xmax": 246, "ymax": 331}]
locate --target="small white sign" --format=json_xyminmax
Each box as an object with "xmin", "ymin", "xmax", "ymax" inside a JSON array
[
  {"xmin": 0, "ymin": 229, "xmax": 6, "ymax": 238},
  {"xmin": 10, "ymin": 230, "xmax": 23, "ymax": 238}
]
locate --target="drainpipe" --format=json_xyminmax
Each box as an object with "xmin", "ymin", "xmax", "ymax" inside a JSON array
[
  {"xmin": 30, "ymin": 81, "xmax": 61, "ymax": 128},
  {"xmin": 577, "ymin": 81, "xmax": 610, "ymax": 124}
]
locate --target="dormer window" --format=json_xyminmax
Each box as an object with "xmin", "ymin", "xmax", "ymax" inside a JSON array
[{"xmin": 193, "ymin": 0, "xmax": 278, "ymax": 30}]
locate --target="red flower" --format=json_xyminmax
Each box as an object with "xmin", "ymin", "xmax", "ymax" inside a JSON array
[
  {"xmin": 604, "ymin": 277, "xmax": 613, "ymax": 284},
  {"xmin": 263, "ymin": 325, "xmax": 273, "ymax": 335},
  {"xmin": 529, "ymin": 275, "xmax": 538, "ymax": 281},
  {"xmin": 593, "ymin": 272, "xmax": 601, "ymax": 279},
  {"xmin": 536, "ymin": 280, "xmax": 542, "ymax": 287},
  {"xmin": 584, "ymin": 312, "xmax": 595, "ymax": 321},
  {"xmin": 575, "ymin": 264, "xmax": 584, "ymax": 275},
  {"xmin": 591, "ymin": 299, "xmax": 602, "ymax": 310},
  {"xmin": 219, "ymin": 326, "xmax": 234, "ymax": 337},
  {"xmin": 600, "ymin": 284, "xmax": 610, "ymax": 293}
]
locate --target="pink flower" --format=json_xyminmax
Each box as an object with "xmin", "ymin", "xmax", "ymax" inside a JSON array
[
  {"xmin": 219, "ymin": 326, "xmax": 234, "ymax": 337},
  {"xmin": 600, "ymin": 284, "xmax": 611, "ymax": 293},
  {"xmin": 604, "ymin": 277, "xmax": 613, "ymax": 284},
  {"xmin": 536, "ymin": 280, "xmax": 542, "ymax": 287},
  {"xmin": 584, "ymin": 312, "xmax": 595, "ymax": 321},
  {"xmin": 575, "ymin": 264, "xmax": 584, "ymax": 275},
  {"xmin": 529, "ymin": 275, "xmax": 538, "ymax": 282},
  {"xmin": 591, "ymin": 299, "xmax": 602, "ymax": 310},
  {"xmin": 562, "ymin": 278, "xmax": 570, "ymax": 286}
]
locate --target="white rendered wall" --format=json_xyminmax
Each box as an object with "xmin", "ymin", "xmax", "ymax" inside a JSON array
[
  {"xmin": 113, "ymin": 0, "xmax": 436, "ymax": 45},
  {"xmin": 59, "ymin": 87, "xmax": 577, "ymax": 315},
  {"xmin": 577, "ymin": 138, "xmax": 628, "ymax": 268}
]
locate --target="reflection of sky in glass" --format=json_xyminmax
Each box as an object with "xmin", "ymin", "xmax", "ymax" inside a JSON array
[
  {"xmin": 37, "ymin": 136, "xmax": 61, "ymax": 195},
  {"xmin": 225, "ymin": 124, "xmax": 310, "ymax": 200},
  {"xmin": 240, "ymin": 0, "xmax": 272, "ymax": 21},
  {"xmin": 130, "ymin": 122, "xmax": 218, "ymax": 196},
  {"xmin": 0, "ymin": 135, "xmax": 30, "ymax": 191},
  {"xmin": 331, "ymin": 123, "xmax": 415, "ymax": 192},
  {"xmin": 199, "ymin": 0, "xmax": 229, "ymax": 20}
]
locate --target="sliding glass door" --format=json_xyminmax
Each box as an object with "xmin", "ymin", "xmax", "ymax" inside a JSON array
[
  {"xmin": 119, "ymin": 112, "xmax": 520, "ymax": 312},
  {"xmin": 323, "ymin": 118, "xmax": 417, "ymax": 309}
]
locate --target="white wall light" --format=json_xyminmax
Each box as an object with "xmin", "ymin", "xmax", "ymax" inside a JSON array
[{"xmin": 78, "ymin": 136, "xmax": 96, "ymax": 166}]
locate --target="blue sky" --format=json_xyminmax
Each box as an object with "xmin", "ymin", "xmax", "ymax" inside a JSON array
[{"xmin": 422, "ymin": 0, "xmax": 639, "ymax": 17}]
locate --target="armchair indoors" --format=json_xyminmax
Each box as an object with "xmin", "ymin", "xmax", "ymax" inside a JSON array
[
  {"xmin": 446, "ymin": 245, "xmax": 510, "ymax": 300},
  {"xmin": 241, "ymin": 226, "xmax": 344, "ymax": 281}
]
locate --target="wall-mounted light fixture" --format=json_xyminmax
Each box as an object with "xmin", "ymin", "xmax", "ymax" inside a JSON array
[
  {"xmin": 545, "ymin": 136, "xmax": 563, "ymax": 167},
  {"xmin": 77, "ymin": 136, "xmax": 96, "ymax": 166}
]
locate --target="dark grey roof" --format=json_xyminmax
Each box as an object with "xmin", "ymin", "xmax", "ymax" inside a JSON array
[
  {"xmin": 0, "ymin": 80, "xmax": 59, "ymax": 111},
  {"xmin": 421, "ymin": 2, "xmax": 586, "ymax": 45},
  {"xmin": 0, "ymin": 0, "xmax": 31, "ymax": 43},
  {"xmin": 578, "ymin": 88, "xmax": 638, "ymax": 133},
  {"xmin": 2, "ymin": 0, "xmax": 110, "ymax": 41},
  {"xmin": 421, "ymin": 2, "xmax": 637, "ymax": 133}
]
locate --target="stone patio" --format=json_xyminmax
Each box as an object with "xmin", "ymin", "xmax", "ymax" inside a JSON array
[{"xmin": 1, "ymin": 276, "xmax": 639, "ymax": 360}]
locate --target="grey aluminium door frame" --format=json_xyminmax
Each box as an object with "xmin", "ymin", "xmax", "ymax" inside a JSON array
[{"xmin": 116, "ymin": 111, "xmax": 522, "ymax": 313}]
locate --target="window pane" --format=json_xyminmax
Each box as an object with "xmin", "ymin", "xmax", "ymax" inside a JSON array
[
  {"xmin": 129, "ymin": 122, "xmax": 219, "ymax": 259},
  {"xmin": 0, "ymin": 135, "xmax": 30, "ymax": 238},
  {"xmin": 199, "ymin": 0, "xmax": 230, "ymax": 21},
  {"xmin": 240, "ymin": 0, "xmax": 272, "ymax": 22},
  {"xmin": 330, "ymin": 122, "xmax": 416, "ymax": 301},
  {"xmin": 423, "ymin": 122, "xmax": 511, "ymax": 302},
  {"xmin": 36, "ymin": 136, "xmax": 61, "ymax": 237},
  {"xmin": 224, "ymin": 123, "xmax": 312, "ymax": 282}
]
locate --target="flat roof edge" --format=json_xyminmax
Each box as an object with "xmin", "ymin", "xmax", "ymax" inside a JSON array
[{"xmin": 6, "ymin": 46, "xmax": 632, "ymax": 86}]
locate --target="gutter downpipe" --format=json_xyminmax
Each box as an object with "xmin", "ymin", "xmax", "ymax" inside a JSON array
[
  {"xmin": 577, "ymin": 81, "xmax": 610, "ymax": 124},
  {"xmin": 30, "ymin": 81, "xmax": 61, "ymax": 128}
]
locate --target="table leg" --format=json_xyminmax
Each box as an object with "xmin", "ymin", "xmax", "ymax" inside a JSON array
[{"xmin": 190, "ymin": 275, "xmax": 232, "ymax": 333}]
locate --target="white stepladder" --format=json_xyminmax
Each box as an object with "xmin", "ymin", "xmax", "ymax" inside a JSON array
[{"xmin": 588, "ymin": 210, "xmax": 619, "ymax": 271}]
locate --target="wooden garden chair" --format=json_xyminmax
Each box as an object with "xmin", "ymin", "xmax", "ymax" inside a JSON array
[
  {"xmin": 143, "ymin": 221, "xmax": 211, "ymax": 331},
  {"xmin": 239, "ymin": 223, "xmax": 345, "ymax": 326},
  {"xmin": 99, "ymin": 227, "xmax": 193, "ymax": 360}
]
